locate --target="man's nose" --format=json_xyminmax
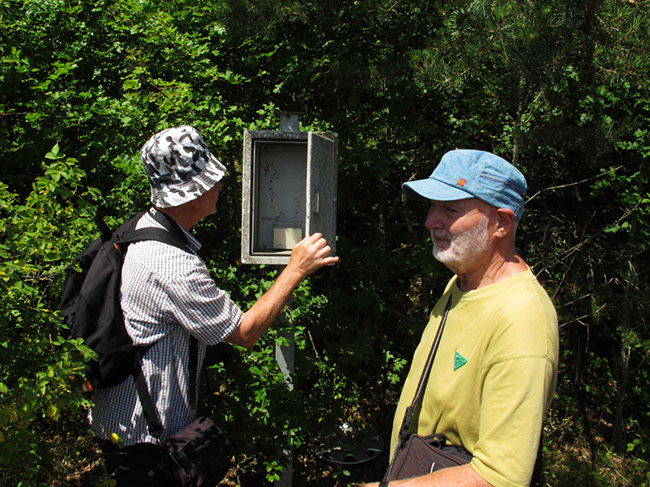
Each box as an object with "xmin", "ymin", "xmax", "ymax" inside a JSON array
[{"xmin": 425, "ymin": 206, "xmax": 443, "ymax": 229}]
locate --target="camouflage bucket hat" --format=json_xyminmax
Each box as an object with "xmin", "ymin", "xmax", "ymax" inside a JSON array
[{"xmin": 140, "ymin": 125, "xmax": 227, "ymax": 208}]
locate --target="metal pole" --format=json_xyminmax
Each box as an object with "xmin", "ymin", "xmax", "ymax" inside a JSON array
[
  {"xmin": 273, "ymin": 113, "xmax": 301, "ymax": 486},
  {"xmin": 275, "ymin": 264, "xmax": 294, "ymax": 487}
]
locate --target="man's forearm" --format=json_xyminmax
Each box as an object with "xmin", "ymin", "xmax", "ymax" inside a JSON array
[
  {"xmin": 367, "ymin": 464, "xmax": 491, "ymax": 487},
  {"xmin": 225, "ymin": 233, "xmax": 338, "ymax": 348},
  {"xmin": 229, "ymin": 265, "xmax": 303, "ymax": 347}
]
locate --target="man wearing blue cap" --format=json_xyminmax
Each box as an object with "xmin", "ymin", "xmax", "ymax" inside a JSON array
[{"xmin": 369, "ymin": 150, "xmax": 559, "ymax": 487}]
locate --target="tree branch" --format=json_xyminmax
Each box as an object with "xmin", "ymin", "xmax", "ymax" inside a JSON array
[{"xmin": 526, "ymin": 165, "xmax": 624, "ymax": 203}]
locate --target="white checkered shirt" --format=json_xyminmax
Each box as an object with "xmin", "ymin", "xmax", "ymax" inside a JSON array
[{"xmin": 88, "ymin": 210, "xmax": 243, "ymax": 446}]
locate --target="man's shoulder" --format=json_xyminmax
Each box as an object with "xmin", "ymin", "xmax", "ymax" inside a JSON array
[
  {"xmin": 487, "ymin": 270, "xmax": 556, "ymax": 330},
  {"xmin": 125, "ymin": 240, "xmax": 201, "ymax": 278},
  {"xmin": 506, "ymin": 269, "xmax": 556, "ymax": 316},
  {"xmin": 453, "ymin": 269, "xmax": 558, "ymax": 359},
  {"xmin": 455, "ymin": 268, "xmax": 553, "ymax": 309},
  {"xmin": 123, "ymin": 215, "xmax": 204, "ymax": 283},
  {"xmin": 487, "ymin": 268, "xmax": 552, "ymax": 305}
]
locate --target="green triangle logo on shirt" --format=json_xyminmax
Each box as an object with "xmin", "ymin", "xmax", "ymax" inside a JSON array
[{"xmin": 454, "ymin": 351, "xmax": 468, "ymax": 371}]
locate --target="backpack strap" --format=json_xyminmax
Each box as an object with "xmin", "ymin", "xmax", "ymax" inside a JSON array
[
  {"xmin": 117, "ymin": 209, "xmax": 192, "ymax": 253},
  {"xmin": 93, "ymin": 210, "xmax": 113, "ymax": 242},
  {"xmin": 148, "ymin": 207, "xmax": 188, "ymax": 243}
]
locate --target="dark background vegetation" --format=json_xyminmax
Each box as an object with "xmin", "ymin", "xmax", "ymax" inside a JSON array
[{"xmin": 1, "ymin": 0, "xmax": 649, "ymax": 485}]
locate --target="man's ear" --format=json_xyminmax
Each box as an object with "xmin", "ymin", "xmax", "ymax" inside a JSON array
[
  {"xmin": 188, "ymin": 197, "xmax": 201, "ymax": 210},
  {"xmin": 494, "ymin": 208, "xmax": 516, "ymax": 239}
]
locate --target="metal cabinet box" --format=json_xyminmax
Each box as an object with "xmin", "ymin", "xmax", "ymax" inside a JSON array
[{"xmin": 241, "ymin": 130, "xmax": 337, "ymax": 265}]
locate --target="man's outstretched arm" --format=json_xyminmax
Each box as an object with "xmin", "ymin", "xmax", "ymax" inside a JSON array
[{"xmin": 226, "ymin": 233, "xmax": 338, "ymax": 348}]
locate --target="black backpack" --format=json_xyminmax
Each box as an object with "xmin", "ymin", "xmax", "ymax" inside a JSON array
[{"xmin": 60, "ymin": 209, "xmax": 191, "ymax": 390}]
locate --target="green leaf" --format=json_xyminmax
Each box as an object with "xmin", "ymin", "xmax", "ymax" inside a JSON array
[{"xmin": 44, "ymin": 144, "xmax": 60, "ymax": 160}]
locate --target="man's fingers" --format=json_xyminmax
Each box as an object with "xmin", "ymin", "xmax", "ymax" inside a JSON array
[
  {"xmin": 296, "ymin": 233, "xmax": 330, "ymax": 253},
  {"xmin": 300, "ymin": 232, "xmax": 322, "ymax": 243},
  {"xmin": 318, "ymin": 244, "xmax": 333, "ymax": 257},
  {"xmin": 323, "ymin": 255, "xmax": 339, "ymax": 265}
]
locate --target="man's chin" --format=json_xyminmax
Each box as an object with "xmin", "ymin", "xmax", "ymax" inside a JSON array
[
  {"xmin": 432, "ymin": 248, "xmax": 458, "ymax": 266},
  {"xmin": 432, "ymin": 249, "xmax": 446, "ymax": 262}
]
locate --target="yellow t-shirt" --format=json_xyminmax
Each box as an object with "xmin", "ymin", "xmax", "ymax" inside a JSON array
[{"xmin": 390, "ymin": 268, "xmax": 558, "ymax": 487}]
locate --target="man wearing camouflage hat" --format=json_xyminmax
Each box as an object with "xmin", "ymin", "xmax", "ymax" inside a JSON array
[
  {"xmin": 89, "ymin": 126, "xmax": 338, "ymax": 485},
  {"xmin": 368, "ymin": 150, "xmax": 559, "ymax": 487}
]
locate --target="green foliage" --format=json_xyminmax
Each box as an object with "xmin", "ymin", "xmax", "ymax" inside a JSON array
[{"xmin": 0, "ymin": 146, "xmax": 98, "ymax": 484}]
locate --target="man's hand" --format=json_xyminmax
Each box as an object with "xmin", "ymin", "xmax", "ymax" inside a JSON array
[
  {"xmin": 226, "ymin": 234, "xmax": 338, "ymax": 348},
  {"xmin": 286, "ymin": 233, "xmax": 339, "ymax": 279}
]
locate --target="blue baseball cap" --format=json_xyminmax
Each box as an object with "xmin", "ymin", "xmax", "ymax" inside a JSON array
[{"xmin": 402, "ymin": 149, "xmax": 527, "ymax": 220}]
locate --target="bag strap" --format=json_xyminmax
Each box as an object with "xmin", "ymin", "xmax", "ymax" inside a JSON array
[
  {"xmin": 188, "ymin": 336, "xmax": 199, "ymax": 411},
  {"xmin": 132, "ymin": 355, "xmax": 164, "ymax": 439},
  {"xmin": 93, "ymin": 210, "xmax": 113, "ymax": 242},
  {"xmin": 384, "ymin": 295, "xmax": 453, "ymax": 480},
  {"xmin": 133, "ymin": 336, "xmax": 200, "ymax": 440},
  {"xmin": 409, "ymin": 296, "xmax": 453, "ymax": 414}
]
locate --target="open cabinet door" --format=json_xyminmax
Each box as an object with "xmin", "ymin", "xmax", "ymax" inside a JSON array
[{"xmin": 306, "ymin": 131, "xmax": 338, "ymax": 256}]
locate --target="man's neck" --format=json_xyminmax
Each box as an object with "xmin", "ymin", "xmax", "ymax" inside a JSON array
[
  {"xmin": 154, "ymin": 205, "xmax": 197, "ymax": 232},
  {"xmin": 454, "ymin": 251, "xmax": 528, "ymax": 291}
]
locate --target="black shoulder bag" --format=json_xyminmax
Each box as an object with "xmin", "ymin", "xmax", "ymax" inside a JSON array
[{"xmin": 134, "ymin": 338, "xmax": 231, "ymax": 487}]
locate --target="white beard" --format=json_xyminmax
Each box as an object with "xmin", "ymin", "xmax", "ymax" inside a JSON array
[{"xmin": 431, "ymin": 216, "xmax": 490, "ymax": 270}]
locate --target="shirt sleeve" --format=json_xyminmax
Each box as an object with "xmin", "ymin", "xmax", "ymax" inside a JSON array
[
  {"xmin": 166, "ymin": 263, "xmax": 243, "ymax": 345},
  {"xmin": 470, "ymin": 356, "xmax": 556, "ymax": 487}
]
